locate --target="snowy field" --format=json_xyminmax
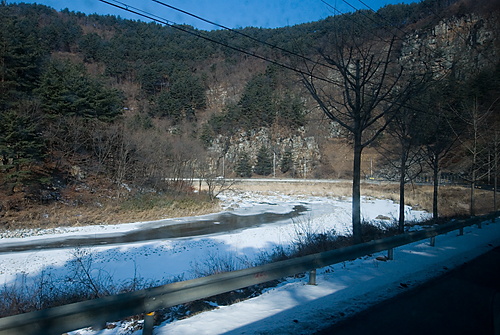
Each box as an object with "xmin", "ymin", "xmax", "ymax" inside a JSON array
[{"xmin": 1, "ymin": 190, "xmax": 499, "ymax": 335}]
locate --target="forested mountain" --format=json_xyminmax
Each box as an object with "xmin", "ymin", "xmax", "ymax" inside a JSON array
[{"xmin": 0, "ymin": 0, "xmax": 499, "ymax": 221}]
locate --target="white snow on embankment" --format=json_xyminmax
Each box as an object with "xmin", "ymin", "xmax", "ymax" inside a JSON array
[{"xmin": 0, "ymin": 190, "xmax": 499, "ymax": 335}]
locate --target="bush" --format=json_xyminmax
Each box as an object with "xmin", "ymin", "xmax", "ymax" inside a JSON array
[
  {"xmin": 190, "ymin": 251, "xmax": 253, "ymax": 277},
  {"xmin": 0, "ymin": 247, "xmax": 171, "ymax": 318}
]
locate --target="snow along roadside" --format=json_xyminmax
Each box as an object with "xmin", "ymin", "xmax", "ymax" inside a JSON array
[{"xmin": 150, "ymin": 219, "xmax": 500, "ymax": 335}]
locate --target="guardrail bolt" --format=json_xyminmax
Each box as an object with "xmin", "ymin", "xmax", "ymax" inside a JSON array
[
  {"xmin": 143, "ymin": 311, "xmax": 155, "ymax": 335},
  {"xmin": 308, "ymin": 269, "xmax": 317, "ymax": 285},
  {"xmin": 388, "ymin": 248, "xmax": 394, "ymax": 260}
]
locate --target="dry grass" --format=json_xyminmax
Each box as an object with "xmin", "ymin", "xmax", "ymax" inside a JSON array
[
  {"xmin": 229, "ymin": 180, "xmax": 498, "ymax": 218},
  {"xmin": 1, "ymin": 180, "xmax": 497, "ymax": 231},
  {"xmin": 0, "ymin": 191, "xmax": 221, "ymax": 231}
]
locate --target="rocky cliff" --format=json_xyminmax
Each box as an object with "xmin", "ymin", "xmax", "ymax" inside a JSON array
[
  {"xmin": 401, "ymin": 13, "xmax": 499, "ymax": 78},
  {"xmin": 207, "ymin": 11, "xmax": 500, "ymax": 178}
]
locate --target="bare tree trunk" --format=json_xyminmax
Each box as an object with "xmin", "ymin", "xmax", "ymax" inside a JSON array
[
  {"xmin": 495, "ymin": 131, "xmax": 498, "ymax": 214},
  {"xmin": 433, "ymin": 154, "xmax": 439, "ymax": 224},
  {"xmin": 471, "ymin": 167, "xmax": 476, "ymax": 217},
  {"xmin": 352, "ymin": 131, "xmax": 362, "ymax": 244},
  {"xmin": 300, "ymin": 33, "xmax": 416, "ymax": 244},
  {"xmin": 399, "ymin": 150, "xmax": 406, "ymax": 232}
]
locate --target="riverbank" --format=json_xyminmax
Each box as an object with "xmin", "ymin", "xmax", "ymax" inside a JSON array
[{"xmin": 1, "ymin": 179, "xmax": 497, "ymax": 231}]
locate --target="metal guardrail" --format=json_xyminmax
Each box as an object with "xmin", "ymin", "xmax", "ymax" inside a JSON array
[{"xmin": 0, "ymin": 212, "xmax": 497, "ymax": 335}]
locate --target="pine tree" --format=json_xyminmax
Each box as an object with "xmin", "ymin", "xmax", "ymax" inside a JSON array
[
  {"xmin": 0, "ymin": 101, "xmax": 46, "ymax": 182},
  {"xmin": 236, "ymin": 152, "xmax": 252, "ymax": 178},
  {"xmin": 37, "ymin": 60, "xmax": 122, "ymax": 121},
  {"xmin": 254, "ymin": 145, "xmax": 272, "ymax": 176},
  {"xmin": 280, "ymin": 150, "xmax": 293, "ymax": 174}
]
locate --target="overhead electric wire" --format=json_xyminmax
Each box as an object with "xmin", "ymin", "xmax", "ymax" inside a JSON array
[
  {"xmin": 355, "ymin": 0, "xmax": 496, "ymax": 68},
  {"xmin": 322, "ymin": 0, "xmax": 470, "ymax": 85},
  {"xmin": 98, "ymin": 0, "xmax": 338, "ymax": 86},
  {"xmin": 425, "ymin": 5, "xmax": 497, "ymax": 67},
  {"xmin": 320, "ymin": 0, "xmax": 392, "ymax": 44},
  {"xmin": 151, "ymin": 0, "xmax": 337, "ymax": 73}
]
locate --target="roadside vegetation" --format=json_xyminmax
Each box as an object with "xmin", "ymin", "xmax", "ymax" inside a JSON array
[
  {"xmin": 0, "ymin": 180, "xmax": 220, "ymax": 231},
  {"xmin": 1, "ymin": 180, "xmax": 496, "ymax": 231},
  {"xmin": 1, "ymin": 0, "xmax": 500, "ymax": 235},
  {"xmin": 0, "ymin": 183, "xmax": 494, "ymax": 331},
  {"xmin": 1, "ymin": 0, "xmax": 500, "ymax": 331},
  {"xmin": 0, "ymin": 214, "xmax": 404, "ymax": 322}
]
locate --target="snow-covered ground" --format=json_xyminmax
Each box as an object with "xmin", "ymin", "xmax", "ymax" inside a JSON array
[{"xmin": 1, "ymin": 190, "xmax": 499, "ymax": 335}]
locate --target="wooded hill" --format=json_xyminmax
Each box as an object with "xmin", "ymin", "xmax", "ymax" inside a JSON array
[{"xmin": 0, "ymin": 0, "xmax": 499, "ymax": 222}]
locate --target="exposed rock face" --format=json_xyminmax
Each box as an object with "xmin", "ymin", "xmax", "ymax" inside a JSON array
[
  {"xmin": 208, "ymin": 128, "xmax": 320, "ymax": 177},
  {"xmin": 208, "ymin": 13, "xmax": 499, "ymax": 177},
  {"xmin": 400, "ymin": 13, "xmax": 499, "ymax": 79}
]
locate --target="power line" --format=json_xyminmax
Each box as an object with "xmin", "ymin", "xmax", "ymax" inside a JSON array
[
  {"xmin": 150, "ymin": 0, "xmax": 339, "ymax": 74},
  {"xmin": 320, "ymin": 0, "xmax": 398, "ymax": 44},
  {"xmin": 99, "ymin": 0, "xmax": 338, "ymax": 86},
  {"xmin": 425, "ymin": 6, "xmax": 497, "ymax": 67},
  {"xmin": 323, "ymin": 0, "xmax": 466, "ymax": 83},
  {"xmin": 355, "ymin": 0, "xmax": 497, "ymax": 68}
]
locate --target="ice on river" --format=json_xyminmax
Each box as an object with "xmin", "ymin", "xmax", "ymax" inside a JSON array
[{"xmin": 0, "ymin": 191, "xmax": 430, "ymax": 287}]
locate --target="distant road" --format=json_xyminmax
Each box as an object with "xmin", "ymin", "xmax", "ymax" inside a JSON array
[
  {"xmin": 223, "ymin": 178, "xmax": 349, "ymax": 184},
  {"xmin": 188, "ymin": 177, "xmax": 395, "ymax": 185},
  {"xmin": 189, "ymin": 177, "xmax": 391, "ymax": 184}
]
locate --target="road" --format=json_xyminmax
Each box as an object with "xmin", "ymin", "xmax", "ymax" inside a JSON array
[{"xmin": 315, "ymin": 245, "xmax": 500, "ymax": 335}]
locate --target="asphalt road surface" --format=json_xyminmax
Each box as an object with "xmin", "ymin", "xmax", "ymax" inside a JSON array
[{"xmin": 315, "ymin": 245, "xmax": 500, "ymax": 335}]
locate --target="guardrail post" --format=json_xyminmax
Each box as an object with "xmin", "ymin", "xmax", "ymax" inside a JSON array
[
  {"xmin": 143, "ymin": 312, "xmax": 154, "ymax": 335},
  {"xmin": 478, "ymin": 221, "xmax": 482, "ymax": 229},
  {"xmin": 430, "ymin": 236, "xmax": 435, "ymax": 247},
  {"xmin": 387, "ymin": 248, "xmax": 394, "ymax": 260},
  {"xmin": 308, "ymin": 269, "xmax": 317, "ymax": 285}
]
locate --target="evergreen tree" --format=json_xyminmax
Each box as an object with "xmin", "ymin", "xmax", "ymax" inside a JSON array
[
  {"xmin": 0, "ymin": 101, "xmax": 46, "ymax": 182},
  {"xmin": 37, "ymin": 60, "xmax": 123, "ymax": 121},
  {"xmin": 277, "ymin": 93, "xmax": 306, "ymax": 129},
  {"xmin": 79, "ymin": 32, "xmax": 103, "ymax": 63},
  {"xmin": 150, "ymin": 70, "xmax": 206, "ymax": 124},
  {"xmin": 0, "ymin": 5, "xmax": 45, "ymax": 106},
  {"xmin": 280, "ymin": 150, "xmax": 293, "ymax": 174},
  {"xmin": 236, "ymin": 152, "xmax": 252, "ymax": 178},
  {"xmin": 237, "ymin": 70, "xmax": 277, "ymax": 129},
  {"xmin": 200, "ymin": 123, "xmax": 214, "ymax": 148},
  {"xmin": 254, "ymin": 145, "xmax": 272, "ymax": 176}
]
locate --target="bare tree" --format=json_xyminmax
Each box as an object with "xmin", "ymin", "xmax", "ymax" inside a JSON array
[
  {"xmin": 452, "ymin": 97, "xmax": 497, "ymax": 216},
  {"xmin": 380, "ymin": 106, "xmax": 424, "ymax": 232},
  {"xmin": 301, "ymin": 33, "xmax": 414, "ymax": 243},
  {"xmin": 204, "ymin": 174, "xmax": 237, "ymax": 202},
  {"xmin": 113, "ymin": 124, "xmax": 136, "ymax": 199},
  {"xmin": 493, "ymin": 120, "xmax": 500, "ymax": 214},
  {"xmin": 91, "ymin": 121, "xmax": 120, "ymax": 179},
  {"xmin": 420, "ymin": 97, "xmax": 460, "ymax": 223},
  {"xmin": 492, "ymin": 118, "xmax": 499, "ymax": 215},
  {"xmin": 44, "ymin": 116, "xmax": 91, "ymax": 170}
]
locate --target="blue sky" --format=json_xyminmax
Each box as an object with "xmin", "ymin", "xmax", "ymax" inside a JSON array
[{"xmin": 14, "ymin": 0, "xmax": 418, "ymax": 30}]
